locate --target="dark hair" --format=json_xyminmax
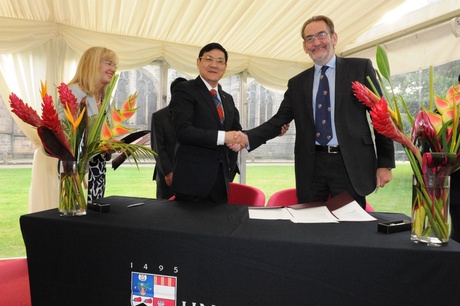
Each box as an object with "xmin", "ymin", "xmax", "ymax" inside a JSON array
[
  {"xmin": 301, "ymin": 15, "xmax": 335, "ymax": 39},
  {"xmin": 198, "ymin": 42, "xmax": 228, "ymax": 63},
  {"xmin": 458, "ymin": 74, "xmax": 460, "ymax": 83},
  {"xmin": 170, "ymin": 77, "xmax": 187, "ymax": 92}
]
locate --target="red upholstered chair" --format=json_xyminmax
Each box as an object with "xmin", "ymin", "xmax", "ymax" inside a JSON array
[
  {"xmin": 266, "ymin": 188, "xmax": 298, "ymax": 207},
  {"xmin": 365, "ymin": 202, "xmax": 375, "ymax": 212},
  {"xmin": 0, "ymin": 258, "xmax": 31, "ymax": 306},
  {"xmin": 227, "ymin": 182, "xmax": 266, "ymax": 207},
  {"xmin": 266, "ymin": 188, "xmax": 376, "ymax": 212}
]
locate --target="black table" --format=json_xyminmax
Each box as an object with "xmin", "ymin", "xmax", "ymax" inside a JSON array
[{"xmin": 21, "ymin": 196, "xmax": 460, "ymax": 305}]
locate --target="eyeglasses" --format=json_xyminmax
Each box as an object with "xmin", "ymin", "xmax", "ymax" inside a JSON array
[
  {"xmin": 200, "ymin": 55, "xmax": 226, "ymax": 65},
  {"xmin": 101, "ymin": 60, "xmax": 118, "ymax": 70},
  {"xmin": 304, "ymin": 31, "xmax": 330, "ymax": 43}
]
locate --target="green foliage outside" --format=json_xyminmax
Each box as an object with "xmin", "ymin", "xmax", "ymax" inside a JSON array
[
  {"xmin": 0, "ymin": 163, "xmax": 413, "ymax": 258},
  {"xmin": 389, "ymin": 60, "xmax": 460, "ymax": 133}
]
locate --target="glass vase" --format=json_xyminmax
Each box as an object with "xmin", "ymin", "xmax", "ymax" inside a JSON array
[
  {"xmin": 411, "ymin": 175, "xmax": 450, "ymax": 246},
  {"xmin": 59, "ymin": 160, "xmax": 88, "ymax": 216}
]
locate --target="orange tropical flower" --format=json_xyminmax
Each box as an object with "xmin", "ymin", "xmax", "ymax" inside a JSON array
[
  {"xmin": 111, "ymin": 125, "xmax": 134, "ymax": 137},
  {"xmin": 63, "ymin": 100, "xmax": 86, "ymax": 131},
  {"xmin": 100, "ymin": 93, "xmax": 138, "ymax": 140},
  {"xmin": 100, "ymin": 120, "xmax": 112, "ymax": 140},
  {"xmin": 424, "ymin": 109, "xmax": 443, "ymax": 133},
  {"xmin": 40, "ymin": 80, "xmax": 48, "ymax": 99}
]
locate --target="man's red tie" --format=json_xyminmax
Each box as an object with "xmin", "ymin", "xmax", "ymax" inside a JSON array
[{"xmin": 210, "ymin": 89, "xmax": 225, "ymax": 124}]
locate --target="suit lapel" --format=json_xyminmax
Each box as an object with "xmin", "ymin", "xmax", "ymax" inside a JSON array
[
  {"xmin": 334, "ymin": 57, "xmax": 348, "ymax": 110},
  {"xmin": 303, "ymin": 68, "xmax": 315, "ymax": 124},
  {"xmin": 195, "ymin": 76, "xmax": 223, "ymax": 127}
]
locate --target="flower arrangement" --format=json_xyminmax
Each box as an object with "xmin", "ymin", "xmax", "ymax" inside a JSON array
[
  {"xmin": 9, "ymin": 74, "xmax": 155, "ymax": 215},
  {"xmin": 352, "ymin": 45, "xmax": 460, "ymax": 245}
]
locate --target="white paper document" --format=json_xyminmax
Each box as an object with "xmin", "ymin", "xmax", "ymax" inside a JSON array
[
  {"xmin": 330, "ymin": 200, "xmax": 376, "ymax": 222},
  {"xmin": 248, "ymin": 207, "xmax": 293, "ymax": 220},
  {"xmin": 248, "ymin": 192, "xmax": 377, "ymax": 223},
  {"xmin": 287, "ymin": 206, "xmax": 339, "ymax": 223}
]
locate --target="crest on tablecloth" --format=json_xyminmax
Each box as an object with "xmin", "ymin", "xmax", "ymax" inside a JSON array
[{"xmin": 131, "ymin": 272, "xmax": 177, "ymax": 306}]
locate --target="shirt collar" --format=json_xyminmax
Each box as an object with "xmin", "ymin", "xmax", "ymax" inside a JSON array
[
  {"xmin": 200, "ymin": 75, "xmax": 218, "ymax": 91},
  {"xmin": 314, "ymin": 55, "xmax": 336, "ymax": 75}
]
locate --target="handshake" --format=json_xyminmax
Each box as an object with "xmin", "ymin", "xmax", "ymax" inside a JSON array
[
  {"xmin": 225, "ymin": 131, "xmax": 249, "ymax": 152},
  {"xmin": 223, "ymin": 124, "xmax": 289, "ymax": 152}
]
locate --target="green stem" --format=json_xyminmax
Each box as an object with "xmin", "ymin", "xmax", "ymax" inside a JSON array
[
  {"xmin": 59, "ymin": 163, "xmax": 87, "ymax": 214},
  {"xmin": 413, "ymin": 177, "xmax": 449, "ymax": 240}
]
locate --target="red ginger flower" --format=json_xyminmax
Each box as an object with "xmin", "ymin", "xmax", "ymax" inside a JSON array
[
  {"xmin": 352, "ymin": 81, "xmax": 398, "ymax": 125},
  {"xmin": 352, "ymin": 81, "xmax": 380, "ymax": 108},
  {"xmin": 9, "ymin": 89, "xmax": 74, "ymax": 160},
  {"xmin": 352, "ymin": 82, "xmax": 421, "ymax": 162},
  {"xmin": 57, "ymin": 82, "xmax": 78, "ymax": 118},
  {"xmin": 9, "ymin": 93, "xmax": 43, "ymax": 128},
  {"xmin": 41, "ymin": 94, "xmax": 70, "ymax": 150}
]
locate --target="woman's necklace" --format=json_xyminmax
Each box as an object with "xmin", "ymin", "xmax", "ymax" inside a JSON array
[
  {"xmin": 95, "ymin": 93, "xmax": 103, "ymax": 105},
  {"xmin": 95, "ymin": 93, "xmax": 103, "ymax": 112}
]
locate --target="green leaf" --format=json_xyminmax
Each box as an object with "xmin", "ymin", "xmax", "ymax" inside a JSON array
[{"xmin": 376, "ymin": 45, "xmax": 391, "ymax": 81}]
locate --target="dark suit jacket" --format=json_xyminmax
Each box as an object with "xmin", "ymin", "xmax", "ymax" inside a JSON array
[
  {"xmin": 169, "ymin": 76, "xmax": 242, "ymax": 198},
  {"xmin": 246, "ymin": 56, "xmax": 395, "ymax": 202},
  {"xmin": 151, "ymin": 106, "xmax": 176, "ymax": 199}
]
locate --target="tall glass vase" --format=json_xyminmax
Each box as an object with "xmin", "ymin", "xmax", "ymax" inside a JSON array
[
  {"xmin": 59, "ymin": 160, "xmax": 88, "ymax": 216},
  {"xmin": 411, "ymin": 174, "xmax": 450, "ymax": 246}
]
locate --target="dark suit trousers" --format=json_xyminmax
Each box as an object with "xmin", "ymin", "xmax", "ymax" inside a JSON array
[
  {"xmin": 155, "ymin": 170, "xmax": 174, "ymax": 200},
  {"xmin": 307, "ymin": 150, "xmax": 366, "ymax": 208},
  {"xmin": 174, "ymin": 163, "xmax": 228, "ymax": 204}
]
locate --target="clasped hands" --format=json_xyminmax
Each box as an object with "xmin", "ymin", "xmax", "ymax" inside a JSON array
[{"xmin": 225, "ymin": 131, "xmax": 248, "ymax": 152}]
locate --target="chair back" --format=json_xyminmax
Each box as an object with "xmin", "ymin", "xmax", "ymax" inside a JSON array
[
  {"xmin": 0, "ymin": 258, "xmax": 31, "ymax": 306},
  {"xmin": 228, "ymin": 182, "xmax": 265, "ymax": 206},
  {"xmin": 266, "ymin": 188, "xmax": 298, "ymax": 207},
  {"xmin": 365, "ymin": 202, "xmax": 375, "ymax": 212}
]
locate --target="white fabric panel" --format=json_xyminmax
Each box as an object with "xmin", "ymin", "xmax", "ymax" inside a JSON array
[
  {"xmin": 0, "ymin": 0, "xmax": 407, "ymax": 90},
  {"xmin": 60, "ymin": 25, "xmax": 164, "ymax": 71},
  {"xmin": 2, "ymin": 0, "xmax": 460, "ymax": 213},
  {"xmin": 352, "ymin": 20, "xmax": 460, "ymax": 76}
]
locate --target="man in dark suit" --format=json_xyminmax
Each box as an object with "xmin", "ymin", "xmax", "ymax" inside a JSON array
[
  {"xmin": 169, "ymin": 42, "xmax": 245, "ymax": 203},
  {"xmin": 151, "ymin": 77, "xmax": 187, "ymax": 199},
  {"xmin": 240, "ymin": 15, "xmax": 395, "ymax": 208}
]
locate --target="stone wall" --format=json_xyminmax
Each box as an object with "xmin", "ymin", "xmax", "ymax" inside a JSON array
[{"xmin": 0, "ymin": 96, "xmax": 36, "ymax": 164}]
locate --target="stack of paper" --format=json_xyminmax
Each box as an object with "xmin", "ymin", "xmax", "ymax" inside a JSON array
[{"xmin": 248, "ymin": 192, "xmax": 376, "ymax": 223}]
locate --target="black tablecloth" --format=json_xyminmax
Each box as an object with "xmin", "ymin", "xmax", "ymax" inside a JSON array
[{"xmin": 21, "ymin": 196, "xmax": 460, "ymax": 306}]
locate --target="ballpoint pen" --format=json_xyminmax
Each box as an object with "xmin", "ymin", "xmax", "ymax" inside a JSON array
[{"xmin": 127, "ymin": 202, "xmax": 144, "ymax": 208}]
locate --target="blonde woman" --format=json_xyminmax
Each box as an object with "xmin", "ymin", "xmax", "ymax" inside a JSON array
[{"xmin": 63, "ymin": 46, "xmax": 119, "ymax": 203}]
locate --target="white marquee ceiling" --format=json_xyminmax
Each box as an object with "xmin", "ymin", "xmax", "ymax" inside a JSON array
[{"xmin": 1, "ymin": 0, "xmax": 459, "ymax": 90}]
